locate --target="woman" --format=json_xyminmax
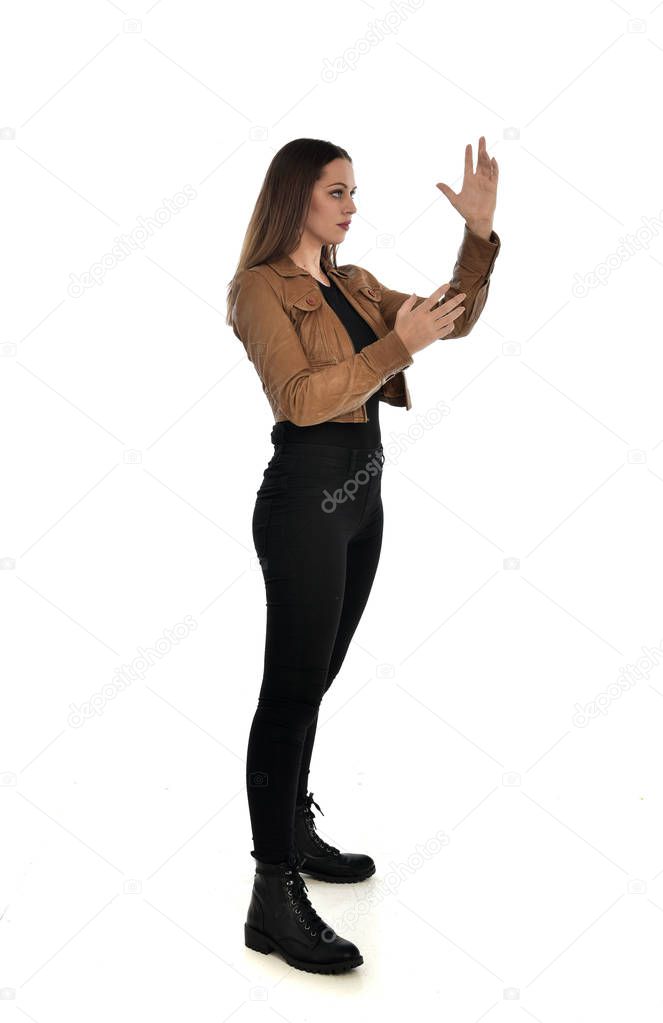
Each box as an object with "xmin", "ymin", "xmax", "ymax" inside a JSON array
[{"xmin": 227, "ymin": 137, "xmax": 500, "ymax": 974}]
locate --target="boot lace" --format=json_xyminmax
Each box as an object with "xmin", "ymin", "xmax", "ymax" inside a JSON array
[
  {"xmin": 282, "ymin": 866, "xmax": 326, "ymax": 937},
  {"xmin": 301, "ymin": 791, "xmax": 340, "ymax": 857}
]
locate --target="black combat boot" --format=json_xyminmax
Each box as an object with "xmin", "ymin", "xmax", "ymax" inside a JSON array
[
  {"xmin": 294, "ymin": 791, "xmax": 376, "ymax": 883},
  {"xmin": 244, "ymin": 850, "xmax": 364, "ymax": 974}
]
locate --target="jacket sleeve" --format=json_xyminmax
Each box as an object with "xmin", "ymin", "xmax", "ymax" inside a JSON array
[
  {"xmin": 231, "ymin": 268, "xmax": 414, "ymax": 427},
  {"xmin": 370, "ymin": 224, "xmax": 501, "ymax": 339}
]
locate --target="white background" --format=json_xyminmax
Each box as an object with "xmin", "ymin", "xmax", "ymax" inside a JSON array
[{"xmin": 2, "ymin": 0, "xmax": 663, "ymax": 1016}]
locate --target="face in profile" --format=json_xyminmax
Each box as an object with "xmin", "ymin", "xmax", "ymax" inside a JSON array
[{"xmin": 301, "ymin": 157, "xmax": 358, "ymax": 248}]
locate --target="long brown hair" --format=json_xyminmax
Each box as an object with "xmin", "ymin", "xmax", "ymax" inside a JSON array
[{"xmin": 225, "ymin": 138, "xmax": 352, "ymax": 326}]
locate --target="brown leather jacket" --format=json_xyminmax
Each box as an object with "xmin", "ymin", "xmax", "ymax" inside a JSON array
[{"xmin": 231, "ymin": 223, "xmax": 501, "ymax": 427}]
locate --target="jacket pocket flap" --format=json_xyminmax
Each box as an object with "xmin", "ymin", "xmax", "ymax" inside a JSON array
[
  {"xmin": 357, "ymin": 283, "xmax": 382, "ymax": 302},
  {"xmin": 291, "ymin": 290, "xmax": 323, "ymax": 311}
]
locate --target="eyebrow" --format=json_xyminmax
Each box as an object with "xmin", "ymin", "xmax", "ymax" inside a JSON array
[{"xmin": 327, "ymin": 182, "xmax": 357, "ymax": 188}]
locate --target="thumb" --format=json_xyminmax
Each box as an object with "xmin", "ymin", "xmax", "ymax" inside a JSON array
[{"xmin": 436, "ymin": 182, "xmax": 456, "ymax": 205}]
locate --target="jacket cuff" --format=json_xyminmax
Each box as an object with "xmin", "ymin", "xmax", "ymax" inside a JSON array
[
  {"xmin": 458, "ymin": 223, "xmax": 501, "ymax": 277},
  {"xmin": 359, "ymin": 327, "xmax": 414, "ymax": 383}
]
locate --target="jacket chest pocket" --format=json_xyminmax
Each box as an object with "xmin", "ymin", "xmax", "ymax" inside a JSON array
[
  {"xmin": 352, "ymin": 283, "xmax": 384, "ymax": 331},
  {"xmin": 288, "ymin": 290, "xmax": 337, "ymax": 366}
]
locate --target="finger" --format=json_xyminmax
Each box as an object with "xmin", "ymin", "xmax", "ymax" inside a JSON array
[
  {"xmin": 424, "ymin": 282, "xmax": 451, "ymax": 309},
  {"xmin": 436, "ymin": 182, "xmax": 457, "ymax": 203},
  {"xmin": 464, "ymin": 142, "xmax": 473, "ymax": 177},
  {"xmin": 429, "ymin": 289, "xmax": 466, "ymax": 314},
  {"xmin": 478, "ymin": 137, "xmax": 490, "ymax": 172},
  {"xmin": 437, "ymin": 291, "xmax": 466, "ymax": 310},
  {"xmin": 435, "ymin": 302, "xmax": 466, "ymax": 325}
]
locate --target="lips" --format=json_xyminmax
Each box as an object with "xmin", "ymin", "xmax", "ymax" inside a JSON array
[{"xmin": 337, "ymin": 222, "xmax": 351, "ymax": 229}]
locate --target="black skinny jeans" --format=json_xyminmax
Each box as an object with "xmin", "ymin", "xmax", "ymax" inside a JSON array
[{"xmin": 246, "ymin": 433, "xmax": 386, "ymax": 865}]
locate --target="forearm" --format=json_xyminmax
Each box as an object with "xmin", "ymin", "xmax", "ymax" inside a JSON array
[
  {"xmin": 371, "ymin": 223, "xmax": 501, "ymax": 339},
  {"xmin": 231, "ymin": 269, "xmax": 413, "ymax": 427},
  {"xmin": 464, "ymin": 218, "xmax": 494, "ymax": 241},
  {"xmin": 268, "ymin": 330, "xmax": 413, "ymax": 426}
]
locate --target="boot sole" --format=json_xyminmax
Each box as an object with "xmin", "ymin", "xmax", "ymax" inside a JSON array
[
  {"xmin": 298, "ymin": 864, "xmax": 376, "ymax": 883},
  {"xmin": 244, "ymin": 924, "xmax": 363, "ymax": 974}
]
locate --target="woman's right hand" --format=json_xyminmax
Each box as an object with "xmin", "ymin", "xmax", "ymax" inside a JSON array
[{"xmin": 394, "ymin": 283, "xmax": 466, "ymax": 356}]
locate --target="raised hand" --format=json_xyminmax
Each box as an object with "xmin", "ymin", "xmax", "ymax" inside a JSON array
[{"xmin": 435, "ymin": 136, "xmax": 498, "ymax": 234}]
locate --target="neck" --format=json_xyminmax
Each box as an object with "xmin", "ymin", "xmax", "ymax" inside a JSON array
[{"xmin": 287, "ymin": 238, "xmax": 330, "ymax": 278}]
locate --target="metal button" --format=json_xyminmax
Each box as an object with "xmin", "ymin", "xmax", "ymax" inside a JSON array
[{"xmin": 306, "ymin": 296, "xmax": 315, "ymax": 305}]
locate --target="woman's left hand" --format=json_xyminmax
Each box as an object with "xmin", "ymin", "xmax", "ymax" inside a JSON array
[{"xmin": 436, "ymin": 136, "xmax": 498, "ymax": 235}]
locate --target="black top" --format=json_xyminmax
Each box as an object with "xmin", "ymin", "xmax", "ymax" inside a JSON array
[{"xmin": 272, "ymin": 275, "xmax": 381, "ymax": 448}]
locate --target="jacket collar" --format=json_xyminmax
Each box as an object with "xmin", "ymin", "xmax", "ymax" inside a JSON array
[{"xmin": 266, "ymin": 253, "xmax": 351, "ymax": 279}]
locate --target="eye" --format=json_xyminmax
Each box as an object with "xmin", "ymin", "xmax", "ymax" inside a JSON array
[{"xmin": 331, "ymin": 189, "xmax": 357, "ymax": 198}]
